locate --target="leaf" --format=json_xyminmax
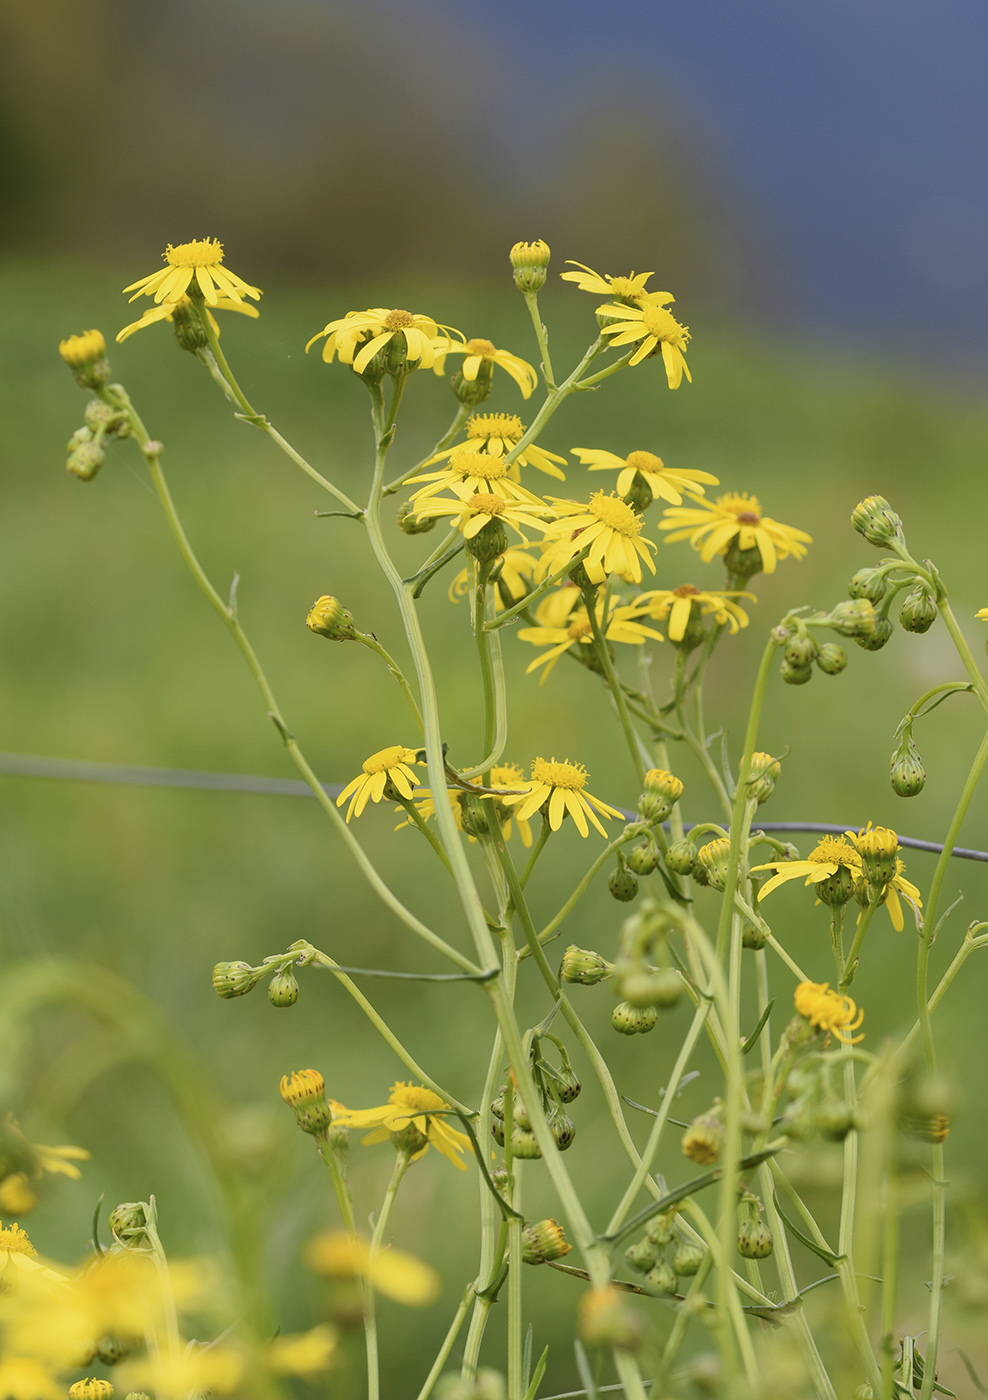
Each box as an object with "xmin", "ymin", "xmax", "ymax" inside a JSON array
[
  {"xmin": 956, "ymin": 1349, "xmax": 988, "ymax": 1394},
  {"xmin": 742, "ymin": 999, "xmax": 776, "ymax": 1055},
  {"xmin": 772, "ymin": 1189, "xmax": 845, "ymax": 1267},
  {"xmin": 572, "ymin": 1340, "xmax": 599, "ymax": 1400},
  {"xmin": 523, "ymin": 1346, "xmax": 549, "ymax": 1400}
]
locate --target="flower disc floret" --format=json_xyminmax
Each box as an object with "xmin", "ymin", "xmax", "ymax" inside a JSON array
[
  {"xmin": 539, "ymin": 492, "xmax": 656, "ymax": 585},
  {"xmin": 794, "ymin": 981, "xmax": 865, "ymax": 1043},
  {"xmin": 573, "ymin": 447, "xmax": 718, "ymax": 504},
  {"xmin": 123, "ymin": 239, "xmax": 262, "ymax": 308},
  {"xmin": 659, "ymin": 492, "xmax": 811, "ymax": 575},
  {"xmin": 499, "ymin": 757, "xmax": 624, "ymax": 838},
  {"xmin": 336, "ymin": 746, "xmax": 420, "ymax": 823}
]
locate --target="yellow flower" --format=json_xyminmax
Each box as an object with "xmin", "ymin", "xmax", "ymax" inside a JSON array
[
  {"xmin": 596, "ymin": 296, "xmax": 692, "ymax": 387},
  {"xmin": 333, "ymin": 1083, "xmax": 473, "ymax": 1171},
  {"xmin": 433, "ymin": 338, "xmax": 538, "ymax": 398},
  {"xmin": 412, "ymin": 492, "xmax": 554, "ymax": 543},
  {"xmin": 304, "ymin": 1229, "xmax": 440, "ymax": 1306},
  {"xmin": 753, "ymin": 834, "xmax": 861, "ymax": 901},
  {"xmin": 517, "ymin": 585, "xmax": 664, "ymax": 683},
  {"xmin": 659, "ymin": 492, "xmax": 811, "ymax": 574},
  {"xmin": 0, "ymin": 1356, "xmax": 64, "ymax": 1400},
  {"xmin": 306, "ymin": 308, "xmax": 460, "ymax": 374},
  {"xmin": 572, "ymin": 447, "xmax": 717, "ymax": 505},
  {"xmin": 847, "ymin": 826, "xmax": 923, "ymax": 932},
  {"xmin": 559, "ymin": 262, "xmax": 660, "ymax": 302},
  {"xmin": 976, "ymin": 607, "xmax": 988, "ymax": 623},
  {"xmin": 484, "ymin": 763, "xmax": 536, "ymax": 847},
  {"xmin": 635, "ymin": 583, "xmax": 753, "ymax": 641},
  {"xmin": 279, "ymin": 1069, "xmax": 327, "ymax": 1109},
  {"xmin": 122, "ymin": 238, "xmax": 262, "ymax": 308},
  {"xmin": 425, "ymin": 413, "xmax": 567, "ymax": 481},
  {"xmin": 0, "ymin": 1179, "xmax": 37, "ymax": 1216},
  {"xmin": 538, "ymin": 492, "xmax": 656, "ymax": 586},
  {"xmin": 793, "ymin": 981, "xmax": 865, "ymax": 1044},
  {"xmin": 119, "ymin": 1341, "xmax": 244, "ymax": 1398},
  {"xmin": 116, "ymin": 292, "xmax": 259, "ymax": 343},
  {"xmin": 266, "ymin": 1324, "xmax": 339, "ymax": 1377},
  {"xmin": 407, "ymin": 446, "xmax": 547, "ymax": 508},
  {"xmin": 58, "ymin": 330, "xmax": 106, "ymax": 368},
  {"xmin": 499, "ymin": 758, "xmax": 624, "ymax": 838},
  {"xmin": 29, "ymin": 1143, "xmax": 89, "ymax": 1181},
  {"xmin": 336, "ymin": 746, "xmax": 420, "ymax": 823},
  {"xmin": 449, "ymin": 548, "xmax": 537, "ymax": 608},
  {"xmin": 68, "ymin": 1380, "xmax": 113, "ymax": 1400}
]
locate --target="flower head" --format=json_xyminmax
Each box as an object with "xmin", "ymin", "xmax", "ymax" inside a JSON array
[
  {"xmin": 635, "ymin": 583, "xmax": 753, "ymax": 642},
  {"xmin": 510, "ymin": 240, "xmax": 551, "ymax": 292},
  {"xmin": 304, "ymin": 1229, "xmax": 440, "ymax": 1305},
  {"xmin": 848, "ymin": 826, "xmax": 922, "ymax": 931},
  {"xmin": 794, "ymin": 981, "xmax": 865, "ymax": 1044},
  {"xmin": 659, "ymin": 492, "xmax": 811, "ymax": 575},
  {"xmin": 753, "ymin": 835, "xmax": 861, "ymax": 901},
  {"xmin": 306, "ymin": 308, "xmax": 459, "ymax": 374},
  {"xmin": 517, "ymin": 585, "xmax": 663, "ymax": 683},
  {"xmin": 333, "ymin": 1083, "xmax": 473, "ymax": 1171},
  {"xmin": 426, "ymin": 414, "xmax": 566, "ymax": 482},
  {"xmin": 434, "ymin": 338, "xmax": 538, "ymax": 398},
  {"xmin": 596, "ymin": 296, "xmax": 692, "ymax": 387},
  {"xmin": 407, "ymin": 445, "xmax": 546, "ymax": 508},
  {"xmin": 412, "ymin": 491, "xmax": 554, "ymax": 544},
  {"xmin": 0, "ymin": 1357, "xmax": 64, "ymax": 1400},
  {"xmin": 123, "ymin": 239, "xmax": 262, "ymax": 308},
  {"xmin": 572, "ymin": 447, "xmax": 717, "ymax": 505},
  {"xmin": 538, "ymin": 492, "xmax": 656, "ymax": 586},
  {"xmin": 499, "ymin": 758, "xmax": 624, "ymax": 838},
  {"xmin": 336, "ymin": 746, "xmax": 420, "ymax": 823},
  {"xmin": 560, "ymin": 262, "xmax": 662, "ymax": 303},
  {"xmin": 116, "ymin": 292, "xmax": 259, "ymax": 344},
  {"xmin": 119, "ymin": 1341, "xmax": 244, "ymax": 1399},
  {"xmin": 58, "ymin": 330, "xmax": 106, "ymax": 369}
]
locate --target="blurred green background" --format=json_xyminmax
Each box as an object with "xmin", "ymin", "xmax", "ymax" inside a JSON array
[{"xmin": 3, "ymin": 1, "xmax": 988, "ymax": 1396}]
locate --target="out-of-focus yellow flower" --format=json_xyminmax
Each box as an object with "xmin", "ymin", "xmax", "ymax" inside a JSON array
[
  {"xmin": 120, "ymin": 1340, "xmax": 244, "ymax": 1398},
  {"xmin": 0, "ymin": 1224, "xmax": 67, "ymax": 1298},
  {"xmin": 28, "ymin": 1144, "xmax": 89, "ymax": 1182},
  {"xmin": 483, "ymin": 764, "xmax": 536, "ymax": 847},
  {"xmin": 0, "ymin": 1179, "xmax": 37, "ymax": 1216},
  {"xmin": 434, "ymin": 338, "xmax": 538, "ymax": 398},
  {"xmin": 517, "ymin": 585, "xmax": 663, "ymax": 683},
  {"xmin": 659, "ymin": 492, "xmax": 811, "ymax": 574},
  {"xmin": 794, "ymin": 981, "xmax": 865, "ymax": 1044},
  {"xmin": 306, "ymin": 308, "xmax": 460, "ymax": 374},
  {"xmin": 538, "ymin": 493, "xmax": 655, "ymax": 586},
  {"xmin": 123, "ymin": 239, "xmax": 262, "ymax": 308},
  {"xmin": 499, "ymin": 758, "xmax": 624, "ymax": 839},
  {"xmin": 407, "ymin": 446, "xmax": 546, "ymax": 508},
  {"xmin": 635, "ymin": 583, "xmax": 752, "ymax": 641},
  {"xmin": 336, "ymin": 746, "xmax": 420, "ymax": 823},
  {"xmin": 0, "ymin": 1355, "xmax": 64, "ymax": 1400},
  {"xmin": 573, "ymin": 447, "xmax": 717, "ymax": 505},
  {"xmin": 266, "ymin": 1324, "xmax": 339, "ymax": 1377},
  {"xmin": 426, "ymin": 414, "xmax": 567, "ymax": 481},
  {"xmin": 559, "ymin": 262, "xmax": 659, "ymax": 303},
  {"xmin": 116, "ymin": 292, "xmax": 259, "ymax": 343},
  {"xmin": 304, "ymin": 1230, "xmax": 440, "ymax": 1306},
  {"xmin": 333, "ymin": 1083, "xmax": 473, "ymax": 1171},
  {"xmin": 449, "ymin": 547, "xmax": 537, "ymax": 608},
  {"xmin": 596, "ymin": 296, "xmax": 692, "ymax": 387}
]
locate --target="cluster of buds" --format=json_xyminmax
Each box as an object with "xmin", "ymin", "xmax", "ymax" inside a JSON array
[
  {"xmin": 491, "ymin": 1039, "xmax": 580, "ymax": 1157},
  {"xmin": 521, "ymin": 1217, "xmax": 571, "ymax": 1265},
  {"xmin": 610, "ymin": 901, "xmax": 686, "ymax": 1033},
  {"xmin": 777, "ymin": 1059, "xmax": 858, "ymax": 1143},
  {"xmin": 509, "ymin": 240, "xmax": 551, "ymax": 295},
  {"xmin": 637, "ymin": 768, "xmax": 684, "ymax": 826},
  {"xmin": 212, "ymin": 952, "xmax": 303, "ymax": 1008},
  {"xmin": 773, "ymin": 618, "xmax": 851, "ymax": 684},
  {"xmin": 63, "ymin": 396, "xmax": 133, "ymax": 483},
  {"xmin": 306, "ymin": 595, "xmax": 359, "ymax": 641},
  {"xmin": 623, "ymin": 1208, "xmax": 699, "ymax": 1296}
]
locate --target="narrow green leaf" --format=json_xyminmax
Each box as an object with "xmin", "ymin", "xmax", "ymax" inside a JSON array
[
  {"xmin": 772, "ymin": 1189, "xmax": 845, "ymax": 1267},
  {"xmin": 741, "ymin": 998, "xmax": 776, "ymax": 1055},
  {"xmin": 523, "ymin": 1346, "xmax": 549, "ymax": 1400}
]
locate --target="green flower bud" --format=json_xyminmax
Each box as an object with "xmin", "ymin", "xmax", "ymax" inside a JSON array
[
  {"xmin": 848, "ymin": 566, "xmax": 889, "ymax": 603},
  {"xmin": 672, "ymin": 1242, "xmax": 706, "ymax": 1277},
  {"xmin": 724, "ymin": 537, "xmax": 764, "ymax": 581},
  {"xmin": 490, "ymin": 1093, "xmax": 505, "ymax": 1122},
  {"xmin": 509, "ymin": 240, "xmax": 550, "ymax": 293},
  {"xmin": 95, "ymin": 1336, "xmax": 131, "ymax": 1366},
  {"xmin": 784, "ymin": 632, "xmax": 818, "ymax": 667},
  {"xmin": 83, "ymin": 399, "xmax": 119, "ymax": 433},
  {"xmin": 855, "ymin": 616, "xmax": 895, "ymax": 651},
  {"xmin": 626, "ymin": 839, "xmax": 660, "ymax": 876},
  {"xmin": 67, "ymin": 440, "xmax": 105, "ymax": 481},
  {"xmin": 465, "ymin": 517, "xmax": 508, "ymax": 564},
  {"xmin": 645, "ymin": 1212, "xmax": 675, "ymax": 1247},
  {"xmin": 748, "ymin": 751, "xmax": 782, "ymax": 805},
  {"xmin": 899, "ymin": 584, "xmax": 938, "ymax": 633},
  {"xmin": 681, "ymin": 1111, "xmax": 723, "ymax": 1165},
  {"xmin": 779, "ymin": 656, "xmax": 813, "ymax": 685},
  {"xmin": 816, "ymin": 863, "xmax": 856, "ymax": 908},
  {"xmin": 829, "ymin": 599, "xmax": 878, "ymax": 638},
  {"xmin": 815, "ymin": 1100, "xmax": 856, "ymax": 1141},
  {"xmin": 851, "ymin": 495, "xmax": 905, "ymax": 548},
  {"xmin": 550, "ymin": 1113, "xmax": 576, "ymax": 1150},
  {"xmin": 391, "ymin": 1119, "xmax": 430, "ymax": 1156},
  {"xmin": 511, "ymin": 1098, "xmax": 532, "ymax": 1131},
  {"xmin": 737, "ymin": 1219, "xmax": 774, "ymax": 1259},
  {"xmin": 856, "ymin": 825, "xmax": 899, "ymax": 884},
  {"xmin": 816, "ymin": 642, "xmax": 848, "ymax": 675},
  {"xmin": 554, "ymin": 1065, "xmax": 582, "ymax": 1103},
  {"xmin": 108, "ymin": 1202, "xmax": 148, "ymax": 1239},
  {"xmin": 891, "ymin": 741, "xmax": 926, "ymax": 797},
  {"xmin": 611, "ymin": 1001, "xmax": 658, "ymax": 1036},
  {"xmin": 696, "ymin": 837, "xmax": 731, "ymax": 891},
  {"xmin": 212, "ymin": 960, "xmax": 260, "ymax": 999},
  {"xmin": 624, "ymin": 1240, "xmax": 658, "ymax": 1274},
  {"xmin": 306, "ymin": 596, "xmax": 358, "ymax": 640},
  {"xmin": 638, "ymin": 768, "xmax": 684, "ymax": 824},
  {"xmin": 741, "ymin": 920, "xmax": 768, "ymax": 950},
  {"xmin": 510, "ymin": 1125, "xmax": 542, "ymax": 1159},
  {"xmin": 608, "ymin": 856, "xmax": 639, "ymax": 903},
  {"xmin": 622, "ymin": 473, "xmax": 653, "ymax": 513},
  {"xmin": 489, "ymin": 1166, "xmax": 509, "ymax": 1191},
  {"xmin": 268, "ymin": 970, "xmax": 300, "ymax": 1007},
  {"xmin": 397, "ymin": 501, "xmax": 439, "ymax": 535},
  {"xmin": 560, "ymin": 946, "xmax": 612, "ymax": 984},
  {"xmin": 522, "ymin": 1218, "xmax": 571, "ymax": 1264},
  {"xmin": 451, "ymin": 360, "xmax": 494, "ymax": 407},
  {"xmin": 491, "ymin": 1117, "xmax": 505, "ymax": 1147},
  {"xmin": 280, "ymin": 1069, "xmax": 333, "ymax": 1135},
  {"xmin": 644, "ymin": 1260, "xmax": 679, "ymax": 1296},
  {"xmin": 664, "ymin": 837, "xmax": 697, "ymax": 875}
]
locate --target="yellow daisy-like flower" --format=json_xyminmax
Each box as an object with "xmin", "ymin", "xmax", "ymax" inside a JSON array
[
  {"xmin": 793, "ymin": 980, "xmax": 865, "ymax": 1044},
  {"xmin": 559, "ymin": 262, "xmax": 662, "ymax": 303},
  {"xmin": 517, "ymin": 585, "xmax": 664, "ymax": 683},
  {"xmin": 433, "ymin": 338, "xmax": 538, "ymax": 398},
  {"xmin": 120, "ymin": 1341, "xmax": 244, "ymax": 1399},
  {"xmin": 847, "ymin": 826, "xmax": 923, "ymax": 932},
  {"xmin": 635, "ymin": 583, "xmax": 753, "ymax": 641},
  {"xmin": 407, "ymin": 446, "xmax": 546, "ymax": 508},
  {"xmin": 116, "ymin": 293, "xmax": 259, "ymax": 343},
  {"xmin": 122, "ymin": 238, "xmax": 262, "ymax": 308},
  {"xmin": 413, "ymin": 492, "xmax": 555, "ymax": 544},
  {"xmin": 538, "ymin": 492, "xmax": 656, "ymax": 586},
  {"xmin": 753, "ymin": 834, "xmax": 861, "ymax": 901},
  {"xmin": 499, "ymin": 758, "xmax": 624, "ymax": 838},
  {"xmin": 573, "ymin": 448, "xmax": 717, "ymax": 505},
  {"xmin": 484, "ymin": 763, "xmax": 536, "ymax": 847},
  {"xmin": 267, "ymin": 1324, "xmax": 339, "ymax": 1377},
  {"xmin": 659, "ymin": 492, "xmax": 811, "ymax": 575},
  {"xmin": 334, "ymin": 1083, "xmax": 473, "ymax": 1171},
  {"xmin": 336, "ymin": 746, "xmax": 420, "ymax": 823},
  {"xmin": 0, "ymin": 1357, "xmax": 64, "ymax": 1400},
  {"xmin": 596, "ymin": 296, "xmax": 692, "ymax": 388},
  {"xmin": 304, "ymin": 1229, "xmax": 441, "ymax": 1306},
  {"xmin": 306, "ymin": 308, "xmax": 460, "ymax": 374},
  {"xmin": 425, "ymin": 413, "xmax": 567, "ymax": 482},
  {"xmin": 58, "ymin": 330, "xmax": 106, "ymax": 369}
]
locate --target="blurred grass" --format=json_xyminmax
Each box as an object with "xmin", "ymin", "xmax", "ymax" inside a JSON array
[{"xmin": 4, "ymin": 257, "xmax": 988, "ymax": 1394}]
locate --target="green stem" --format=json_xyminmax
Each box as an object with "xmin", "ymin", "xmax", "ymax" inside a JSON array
[
  {"xmin": 399, "ymin": 797, "xmax": 456, "ymax": 874},
  {"xmin": 356, "ymin": 633, "xmax": 424, "ymax": 732},
  {"xmin": 484, "ymin": 546, "xmax": 591, "ymax": 632},
  {"xmin": 314, "ymin": 1134, "xmax": 378, "ymax": 1400},
  {"xmin": 416, "ymin": 1282, "xmax": 476, "ymax": 1400},
  {"xmin": 837, "ymin": 1051, "xmax": 883, "ymax": 1394},
  {"xmin": 839, "ymin": 897, "xmax": 880, "ymax": 992},
  {"xmin": 585, "ymin": 589, "xmax": 647, "ymax": 785},
  {"xmin": 522, "ymin": 289, "xmax": 555, "ymax": 388},
  {"xmin": 507, "ymin": 1165, "xmax": 524, "ymax": 1400},
  {"xmin": 519, "ymin": 818, "xmax": 552, "ymax": 889},
  {"xmin": 383, "ymin": 403, "xmax": 472, "ymax": 496}
]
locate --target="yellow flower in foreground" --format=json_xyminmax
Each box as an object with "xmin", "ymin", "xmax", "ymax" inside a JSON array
[
  {"xmin": 559, "ymin": 262, "xmax": 660, "ymax": 303},
  {"xmin": 413, "ymin": 492, "xmax": 554, "ymax": 544},
  {"xmin": 334, "ymin": 1083, "xmax": 473, "ymax": 1170},
  {"xmin": 538, "ymin": 493, "xmax": 656, "ymax": 585},
  {"xmin": 434, "ymin": 338, "xmax": 538, "ymax": 398},
  {"xmin": 58, "ymin": 330, "xmax": 106, "ymax": 368},
  {"xmin": 517, "ymin": 585, "xmax": 664, "ymax": 683},
  {"xmin": 753, "ymin": 835, "xmax": 861, "ymax": 901},
  {"xmin": 407, "ymin": 446, "xmax": 546, "ymax": 507},
  {"xmin": 123, "ymin": 238, "xmax": 262, "ymax": 307},
  {"xmin": 499, "ymin": 758, "xmax": 624, "ymax": 838},
  {"xmin": 306, "ymin": 308, "xmax": 459, "ymax": 374},
  {"xmin": 659, "ymin": 492, "xmax": 811, "ymax": 574},
  {"xmin": 794, "ymin": 981, "xmax": 865, "ymax": 1044},
  {"xmin": 426, "ymin": 413, "xmax": 567, "ymax": 481},
  {"xmin": 116, "ymin": 292, "xmax": 259, "ymax": 343},
  {"xmin": 0, "ymin": 1356, "xmax": 64, "ymax": 1400},
  {"xmin": 304, "ymin": 1229, "xmax": 440, "ymax": 1306},
  {"xmin": 336, "ymin": 746, "xmax": 420, "ymax": 823},
  {"xmin": 120, "ymin": 1342, "xmax": 244, "ymax": 1399},
  {"xmin": 635, "ymin": 584, "xmax": 753, "ymax": 641},
  {"xmin": 267, "ymin": 1325, "xmax": 339, "ymax": 1377},
  {"xmin": 573, "ymin": 447, "xmax": 718, "ymax": 505},
  {"xmin": 597, "ymin": 296, "xmax": 692, "ymax": 387},
  {"xmin": 977, "ymin": 607, "xmax": 988, "ymax": 623}
]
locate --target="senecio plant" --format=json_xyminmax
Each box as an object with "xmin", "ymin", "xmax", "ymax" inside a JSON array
[{"xmin": 28, "ymin": 234, "xmax": 988, "ymax": 1400}]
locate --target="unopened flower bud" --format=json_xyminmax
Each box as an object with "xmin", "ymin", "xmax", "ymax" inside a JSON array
[
  {"xmin": 741, "ymin": 920, "xmax": 768, "ymax": 949},
  {"xmin": 815, "ymin": 1101, "xmax": 856, "ymax": 1141},
  {"xmin": 748, "ymin": 752, "xmax": 781, "ymax": 805},
  {"xmin": 611, "ymin": 1001, "xmax": 658, "ymax": 1036},
  {"xmin": 829, "ymin": 599, "xmax": 877, "ymax": 638},
  {"xmin": 856, "ymin": 825, "xmax": 899, "ymax": 884},
  {"xmin": 108, "ymin": 1202, "xmax": 148, "ymax": 1239},
  {"xmin": 279, "ymin": 1069, "xmax": 332, "ymax": 1134},
  {"xmin": 95, "ymin": 1336, "xmax": 131, "ymax": 1366},
  {"xmin": 644, "ymin": 1260, "xmax": 678, "ymax": 1295},
  {"xmin": 816, "ymin": 642, "xmax": 848, "ymax": 675},
  {"xmin": 577, "ymin": 1287, "xmax": 645, "ymax": 1351},
  {"xmin": 644, "ymin": 1212, "xmax": 675, "ymax": 1247},
  {"xmin": 391, "ymin": 1119, "xmax": 430, "ymax": 1156},
  {"xmin": 397, "ymin": 501, "xmax": 438, "ymax": 534},
  {"xmin": 696, "ymin": 838, "xmax": 731, "ymax": 891},
  {"xmin": 69, "ymin": 1381, "xmax": 114, "ymax": 1400},
  {"xmin": 451, "ymin": 361, "xmax": 494, "ymax": 408},
  {"xmin": 624, "ymin": 1240, "xmax": 658, "ymax": 1274},
  {"xmin": 856, "ymin": 616, "xmax": 894, "ymax": 651},
  {"xmin": 510, "ymin": 1125, "xmax": 542, "ymax": 1159},
  {"xmin": 779, "ymin": 656, "xmax": 813, "ymax": 685},
  {"xmin": 681, "ymin": 1111, "xmax": 723, "ymax": 1165},
  {"xmin": 84, "ymin": 399, "xmax": 122, "ymax": 433},
  {"xmin": 784, "ymin": 632, "xmax": 818, "ymax": 667},
  {"xmin": 306, "ymin": 596, "xmax": 358, "ymax": 641},
  {"xmin": 489, "ymin": 1166, "xmax": 509, "ymax": 1191},
  {"xmin": 212, "ymin": 960, "xmax": 260, "ymax": 999},
  {"xmin": 550, "ymin": 1113, "xmax": 576, "ymax": 1150},
  {"xmin": 672, "ymin": 1243, "xmax": 706, "ymax": 1277},
  {"xmin": 59, "ymin": 330, "xmax": 110, "ymax": 389},
  {"xmin": 621, "ymin": 472, "xmax": 653, "ymax": 513},
  {"xmin": 664, "ymin": 837, "xmax": 697, "ymax": 876},
  {"xmin": 626, "ymin": 839, "xmax": 660, "ymax": 876},
  {"xmin": 891, "ymin": 741, "xmax": 925, "ymax": 797},
  {"xmin": 899, "ymin": 584, "xmax": 938, "ymax": 633},
  {"xmin": 816, "ymin": 863, "xmax": 856, "ymax": 908},
  {"xmin": 608, "ymin": 856, "xmax": 639, "ymax": 903},
  {"xmin": 553, "ymin": 1065, "xmax": 582, "ymax": 1103},
  {"xmin": 852, "ymin": 495, "xmax": 906, "ymax": 548},
  {"xmin": 560, "ymin": 946, "xmax": 612, "ymax": 985},
  {"xmin": 67, "ymin": 440, "xmax": 105, "ymax": 481},
  {"xmin": 510, "ymin": 240, "xmax": 551, "ymax": 293},
  {"xmin": 268, "ymin": 970, "xmax": 300, "ymax": 1007},
  {"xmin": 638, "ymin": 769, "xmax": 684, "ymax": 824},
  {"xmin": 736, "ymin": 1219, "xmax": 774, "ymax": 1259},
  {"xmin": 848, "ymin": 566, "xmax": 889, "ymax": 603},
  {"xmin": 522, "ymin": 1218, "xmax": 571, "ymax": 1264}
]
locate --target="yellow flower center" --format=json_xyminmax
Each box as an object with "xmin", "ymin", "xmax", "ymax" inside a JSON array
[
  {"xmin": 384, "ymin": 309, "xmax": 415, "ymax": 330},
  {"xmin": 448, "ymin": 447, "xmax": 507, "ymax": 480},
  {"xmin": 640, "ymin": 304, "xmax": 686, "ymax": 340},
  {"xmin": 625, "ymin": 450, "xmax": 664, "ymax": 474},
  {"xmin": 808, "ymin": 836, "xmax": 859, "ymax": 867},
  {"xmin": 389, "ymin": 1083, "xmax": 445, "ymax": 1113},
  {"xmin": 165, "ymin": 239, "xmax": 224, "ymax": 268},
  {"xmin": 490, "ymin": 763, "xmax": 525, "ymax": 787},
  {"xmin": 718, "ymin": 492, "xmax": 763, "ymax": 523},
  {"xmin": 465, "ymin": 338, "xmax": 497, "ymax": 356},
  {"xmin": 467, "ymin": 413, "xmax": 523, "ymax": 442},
  {"xmin": 0, "ymin": 1223, "xmax": 36, "ymax": 1256},
  {"xmin": 362, "ymin": 746, "xmax": 411, "ymax": 775},
  {"xmin": 672, "ymin": 583, "xmax": 701, "ymax": 597},
  {"xmin": 607, "ymin": 276, "xmax": 643, "ymax": 298},
  {"xmin": 588, "ymin": 492, "xmax": 642, "ymax": 536},
  {"xmin": 531, "ymin": 758, "xmax": 588, "ymax": 790},
  {"xmin": 471, "ymin": 493, "xmax": 507, "ymax": 516}
]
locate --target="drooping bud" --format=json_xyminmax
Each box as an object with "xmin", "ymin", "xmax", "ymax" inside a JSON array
[
  {"xmin": 856, "ymin": 826, "xmax": 899, "ymax": 884},
  {"xmin": 848, "ymin": 566, "xmax": 889, "ymax": 603},
  {"xmin": 637, "ymin": 769, "xmax": 684, "ymax": 825},
  {"xmin": 397, "ymin": 500, "xmax": 439, "ymax": 534},
  {"xmin": 279, "ymin": 1069, "xmax": 333, "ymax": 1135},
  {"xmin": 553, "ymin": 1065, "xmax": 582, "ymax": 1103},
  {"xmin": 560, "ymin": 946, "xmax": 612, "ymax": 984},
  {"xmin": 681, "ymin": 1110, "xmax": 723, "ymax": 1165},
  {"xmin": 899, "ymin": 584, "xmax": 938, "ymax": 633},
  {"xmin": 644, "ymin": 1212, "xmax": 675, "ymax": 1247},
  {"xmin": 212, "ymin": 960, "xmax": 261, "ymax": 999},
  {"xmin": 624, "ymin": 1240, "xmax": 658, "ymax": 1274},
  {"xmin": 741, "ymin": 920, "xmax": 769, "ymax": 950},
  {"xmin": 747, "ymin": 752, "xmax": 782, "ymax": 805},
  {"xmin": 696, "ymin": 838, "xmax": 731, "ymax": 891},
  {"xmin": 779, "ymin": 656, "xmax": 813, "ymax": 685},
  {"xmin": 611, "ymin": 1001, "xmax": 658, "ymax": 1036},
  {"xmin": 736, "ymin": 1219, "xmax": 774, "ymax": 1260},
  {"xmin": 672, "ymin": 1242, "xmax": 706, "ymax": 1277},
  {"xmin": 67, "ymin": 437, "xmax": 105, "ymax": 481},
  {"xmin": 626, "ymin": 839, "xmax": 660, "ymax": 876},
  {"xmin": 783, "ymin": 632, "xmax": 818, "ymax": 667},
  {"xmin": 891, "ymin": 740, "xmax": 926, "ymax": 797},
  {"xmin": 306, "ymin": 596, "xmax": 358, "ymax": 641},
  {"xmin": 268, "ymin": 969, "xmax": 300, "ymax": 1007},
  {"xmin": 108, "ymin": 1202, "xmax": 148, "ymax": 1240},
  {"xmin": 851, "ymin": 495, "xmax": 905, "ymax": 549},
  {"xmin": 644, "ymin": 1260, "xmax": 678, "ymax": 1295},
  {"xmin": 816, "ymin": 642, "xmax": 848, "ymax": 675},
  {"xmin": 828, "ymin": 599, "xmax": 878, "ymax": 638},
  {"xmin": 510, "ymin": 240, "xmax": 551, "ymax": 294},
  {"xmin": 59, "ymin": 330, "xmax": 110, "ymax": 389},
  {"xmin": 608, "ymin": 855, "xmax": 639, "ymax": 903},
  {"xmin": 550, "ymin": 1113, "xmax": 576, "ymax": 1151},
  {"xmin": 855, "ymin": 616, "xmax": 895, "ymax": 651},
  {"xmin": 522, "ymin": 1218, "xmax": 572, "ymax": 1264},
  {"xmin": 577, "ymin": 1287, "xmax": 645, "ymax": 1351},
  {"xmin": 509, "ymin": 1125, "xmax": 542, "ymax": 1159},
  {"xmin": 664, "ymin": 837, "xmax": 697, "ymax": 876}
]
